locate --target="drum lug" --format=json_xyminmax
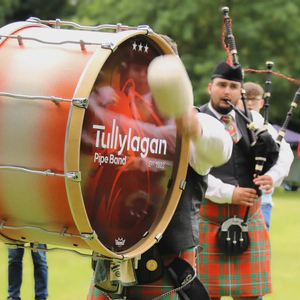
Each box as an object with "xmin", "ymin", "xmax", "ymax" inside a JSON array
[
  {"xmin": 26, "ymin": 17, "xmax": 41, "ymax": 23},
  {"xmin": 101, "ymin": 42, "xmax": 117, "ymax": 52},
  {"xmin": 137, "ymin": 25, "xmax": 154, "ymax": 36},
  {"xmin": 155, "ymin": 233, "xmax": 163, "ymax": 242},
  {"xmin": 72, "ymin": 97, "xmax": 89, "ymax": 109},
  {"xmin": 31, "ymin": 242, "xmax": 40, "ymax": 252},
  {"xmin": 179, "ymin": 179, "xmax": 187, "ymax": 190},
  {"xmin": 81, "ymin": 230, "xmax": 98, "ymax": 240},
  {"xmin": 65, "ymin": 171, "xmax": 81, "ymax": 182}
]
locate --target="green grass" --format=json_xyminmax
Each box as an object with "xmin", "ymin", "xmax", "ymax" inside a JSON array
[
  {"xmin": 263, "ymin": 187, "xmax": 300, "ymax": 300},
  {"xmin": 0, "ymin": 187, "xmax": 299, "ymax": 299},
  {"xmin": 0, "ymin": 244, "xmax": 92, "ymax": 299}
]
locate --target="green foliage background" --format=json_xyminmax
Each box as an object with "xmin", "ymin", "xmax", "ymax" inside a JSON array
[
  {"xmin": 1, "ymin": 0, "xmax": 300, "ymax": 131},
  {"xmin": 71, "ymin": 0, "xmax": 300, "ymax": 132}
]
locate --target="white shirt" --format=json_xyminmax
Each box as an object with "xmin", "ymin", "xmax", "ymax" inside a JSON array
[{"xmin": 205, "ymin": 108, "xmax": 294, "ymax": 204}]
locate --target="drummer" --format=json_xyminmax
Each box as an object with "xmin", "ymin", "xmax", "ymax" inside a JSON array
[{"xmin": 87, "ymin": 37, "xmax": 233, "ymax": 300}]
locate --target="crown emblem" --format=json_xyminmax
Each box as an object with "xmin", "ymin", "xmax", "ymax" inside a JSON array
[{"xmin": 115, "ymin": 237, "xmax": 126, "ymax": 247}]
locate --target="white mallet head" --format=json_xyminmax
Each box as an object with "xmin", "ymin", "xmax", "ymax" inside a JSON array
[{"xmin": 147, "ymin": 54, "xmax": 194, "ymax": 119}]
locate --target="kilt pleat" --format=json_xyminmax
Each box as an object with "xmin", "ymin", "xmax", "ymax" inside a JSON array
[{"xmin": 197, "ymin": 197, "xmax": 272, "ymax": 297}]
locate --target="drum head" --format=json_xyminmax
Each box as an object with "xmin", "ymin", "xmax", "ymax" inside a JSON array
[{"xmin": 80, "ymin": 35, "xmax": 181, "ymax": 254}]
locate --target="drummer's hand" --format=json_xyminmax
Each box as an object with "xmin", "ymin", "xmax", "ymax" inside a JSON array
[
  {"xmin": 253, "ymin": 174, "xmax": 273, "ymax": 194},
  {"xmin": 91, "ymin": 86, "xmax": 119, "ymax": 107},
  {"xmin": 232, "ymin": 187, "xmax": 258, "ymax": 206},
  {"xmin": 175, "ymin": 107, "xmax": 202, "ymax": 140}
]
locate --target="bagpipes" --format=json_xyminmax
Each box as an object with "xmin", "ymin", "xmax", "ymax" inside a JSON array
[
  {"xmin": 217, "ymin": 7, "xmax": 299, "ymax": 256},
  {"xmin": 222, "ymin": 6, "xmax": 280, "ymax": 177},
  {"xmin": 222, "ymin": 6, "xmax": 299, "ymax": 175}
]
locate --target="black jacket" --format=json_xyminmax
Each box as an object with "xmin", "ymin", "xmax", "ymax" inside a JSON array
[{"xmin": 157, "ymin": 164, "xmax": 208, "ymax": 254}]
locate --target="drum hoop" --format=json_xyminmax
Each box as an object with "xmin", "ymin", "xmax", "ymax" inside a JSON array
[
  {"xmin": 65, "ymin": 44, "xmax": 116, "ymax": 257},
  {"xmin": 116, "ymin": 134, "xmax": 189, "ymax": 258},
  {"xmin": 65, "ymin": 31, "xmax": 189, "ymax": 259}
]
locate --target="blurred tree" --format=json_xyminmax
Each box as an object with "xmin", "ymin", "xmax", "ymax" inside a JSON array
[
  {"xmin": 0, "ymin": 0, "xmax": 76, "ymax": 25},
  {"xmin": 1, "ymin": 0, "xmax": 300, "ymax": 131},
  {"xmin": 0, "ymin": 0, "xmax": 19, "ymax": 25},
  {"xmin": 71, "ymin": 0, "xmax": 300, "ymax": 131}
]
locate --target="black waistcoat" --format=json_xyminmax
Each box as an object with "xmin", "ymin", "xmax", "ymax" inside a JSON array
[
  {"xmin": 156, "ymin": 165, "xmax": 208, "ymax": 254},
  {"xmin": 200, "ymin": 103, "xmax": 257, "ymax": 189}
]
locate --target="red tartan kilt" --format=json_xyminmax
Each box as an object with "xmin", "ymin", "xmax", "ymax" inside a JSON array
[
  {"xmin": 87, "ymin": 249, "xmax": 196, "ymax": 300},
  {"xmin": 196, "ymin": 197, "xmax": 272, "ymax": 297},
  {"xmin": 199, "ymin": 196, "xmax": 262, "ymax": 225}
]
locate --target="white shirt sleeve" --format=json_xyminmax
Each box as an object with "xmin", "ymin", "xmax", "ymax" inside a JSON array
[
  {"xmin": 206, "ymin": 174, "xmax": 235, "ymax": 203},
  {"xmin": 189, "ymin": 113, "xmax": 233, "ymax": 176}
]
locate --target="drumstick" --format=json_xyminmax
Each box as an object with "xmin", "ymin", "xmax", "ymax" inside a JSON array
[{"xmin": 147, "ymin": 54, "xmax": 194, "ymax": 119}]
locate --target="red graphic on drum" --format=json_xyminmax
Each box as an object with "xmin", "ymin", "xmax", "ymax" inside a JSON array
[{"xmin": 80, "ymin": 40, "xmax": 176, "ymax": 252}]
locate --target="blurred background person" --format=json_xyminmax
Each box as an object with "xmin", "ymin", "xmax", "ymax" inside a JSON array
[{"xmin": 6, "ymin": 243, "xmax": 48, "ymax": 300}]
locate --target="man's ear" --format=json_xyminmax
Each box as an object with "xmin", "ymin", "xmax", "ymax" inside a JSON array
[{"xmin": 207, "ymin": 82, "xmax": 212, "ymax": 95}]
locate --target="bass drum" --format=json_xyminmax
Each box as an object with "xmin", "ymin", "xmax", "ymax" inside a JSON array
[{"xmin": 0, "ymin": 19, "xmax": 189, "ymax": 259}]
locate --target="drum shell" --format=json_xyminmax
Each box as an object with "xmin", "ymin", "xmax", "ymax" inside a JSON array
[{"xmin": 0, "ymin": 21, "xmax": 188, "ymax": 258}]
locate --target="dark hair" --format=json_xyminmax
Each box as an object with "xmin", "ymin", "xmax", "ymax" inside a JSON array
[{"xmin": 158, "ymin": 34, "xmax": 178, "ymax": 55}]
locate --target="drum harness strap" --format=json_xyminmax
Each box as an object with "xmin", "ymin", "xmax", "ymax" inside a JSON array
[
  {"xmin": 101, "ymin": 256, "xmax": 210, "ymax": 300},
  {"xmin": 101, "ymin": 271, "xmax": 196, "ymax": 300},
  {"xmin": 152, "ymin": 271, "xmax": 197, "ymax": 300}
]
